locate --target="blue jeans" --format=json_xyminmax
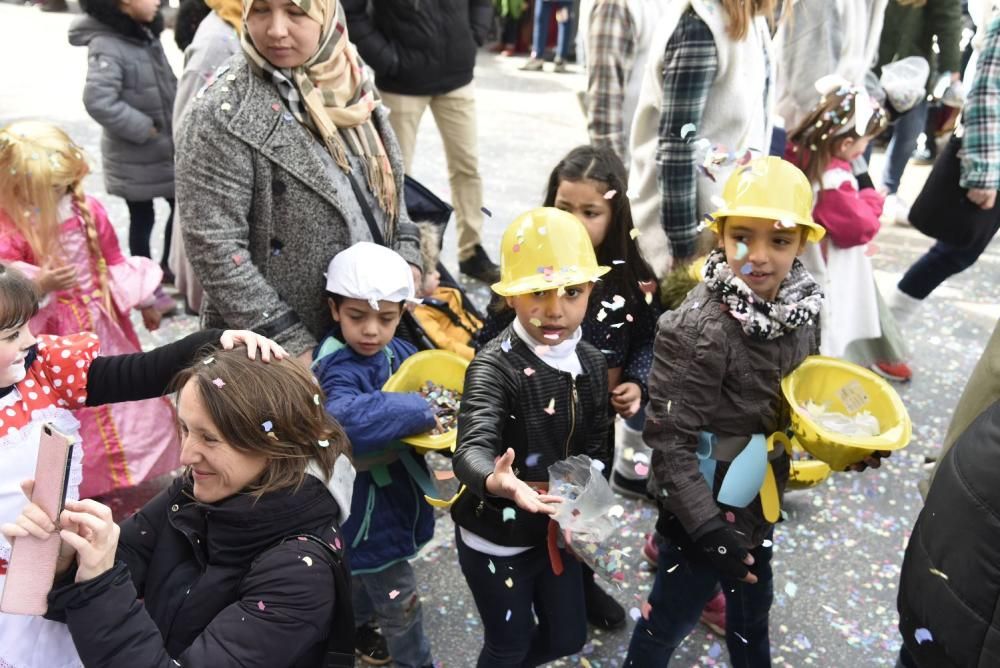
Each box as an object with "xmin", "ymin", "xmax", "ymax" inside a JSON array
[
  {"xmin": 881, "ymin": 99, "xmax": 929, "ymax": 194},
  {"xmin": 456, "ymin": 528, "xmax": 587, "ymax": 667},
  {"xmin": 531, "ymin": 0, "xmax": 572, "ymax": 59},
  {"xmin": 624, "ymin": 533, "xmax": 775, "ymax": 667},
  {"xmin": 897, "ymin": 212, "xmax": 1000, "ymax": 300},
  {"xmin": 353, "ymin": 561, "xmax": 433, "ymax": 668}
]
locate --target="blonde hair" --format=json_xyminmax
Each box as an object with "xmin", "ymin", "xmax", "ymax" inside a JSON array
[
  {"xmin": 787, "ymin": 87, "xmax": 888, "ymax": 186},
  {"xmin": 0, "ymin": 121, "xmax": 113, "ymax": 313},
  {"xmin": 721, "ymin": 0, "xmax": 779, "ymax": 40}
]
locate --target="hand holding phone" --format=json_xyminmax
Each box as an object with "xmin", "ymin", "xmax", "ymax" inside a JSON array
[{"xmin": 0, "ymin": 424, "xmax": 76, "ymax": 615}]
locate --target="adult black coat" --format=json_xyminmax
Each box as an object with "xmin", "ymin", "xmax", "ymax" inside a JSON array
[
  {"xmin": 897, "ymin": 400, "xmax": 1000, "ymax": 667},
  {"xmin": 47, "ymin": 475, "xmax": 347, "ymax": 667},
  {"xmin": 343, "ymin": 0, "xmax": 493, "ymax": 96}
]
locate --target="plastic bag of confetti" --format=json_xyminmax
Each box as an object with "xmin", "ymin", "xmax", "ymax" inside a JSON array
[
  {"xmin": 548, "ymin": 455, "xmax": 628, "ymax": 585},
  {"xmin": 803, "ymin": 400, "xmax": 880, "ymax": 437}
]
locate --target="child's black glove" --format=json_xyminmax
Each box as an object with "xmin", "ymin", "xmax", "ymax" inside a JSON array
[{"xmin": 695, "ymin": 526, "xmax": 758, "ymax": 583}]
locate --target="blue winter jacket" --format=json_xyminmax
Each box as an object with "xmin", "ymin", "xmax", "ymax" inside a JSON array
[{"xmin": 313, "ymin": 334, "xmax": 437, "ymax": 573}]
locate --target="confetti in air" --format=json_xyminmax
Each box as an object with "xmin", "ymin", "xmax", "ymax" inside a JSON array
[
  {"xmin": 481, "ymin": 206, "xmax": 493, "ymax": 217},
  {"xmin": 389, "ymin": 590, "xmax": 400, "ymax": 600},
  {"xmin": 603, "ymin": 189, "xmax": 617, "ymax": 200},
  {"xmin": 212, "ymin": 378, "xmax": 226, "ymax": 388},
  {"xmin": 502, "ymin": 507, "xmax": 517, "ymax": 522},
  {"xmin": 543, "ymin": 398, "xmax": 556, "ymax": 415},
  {"xmin": 741, "ymin": 263, "xmax": 753, "ymax": 276}
]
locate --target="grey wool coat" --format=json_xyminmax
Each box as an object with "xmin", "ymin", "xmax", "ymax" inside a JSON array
[
  {"xmin": 69, "ymin": 5, "xmax": 176, "ymax": 201},
  {"xmin": 175, "ymin": 57, "xmax": 422, "ymax": 356}
]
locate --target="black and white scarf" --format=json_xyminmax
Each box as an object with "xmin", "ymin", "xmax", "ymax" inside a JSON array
[{"xmin": 702, "ymin": 248, "xmax": 823, "ymax": 340}]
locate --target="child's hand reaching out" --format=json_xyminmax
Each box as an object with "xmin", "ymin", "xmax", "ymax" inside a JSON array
[
  {"xmin": 485, "ymin": 448, "xmax": 562, "ymax": 515},
  {"xmin": 611, "ymin": 382, "xmax": 642, "ymax": 418},
  {"xmin": 140, "ymin": 306, "xmax": 161, "ymax": 332}
]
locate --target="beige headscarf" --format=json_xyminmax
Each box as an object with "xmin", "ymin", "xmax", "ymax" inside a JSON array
[
  {"xmin": 206, "ymin": 0, "xmax": 243, "ymax": 32},
  {"xmin": 241, "ymin": 0, "xmax": 397, "ymax": 220}
]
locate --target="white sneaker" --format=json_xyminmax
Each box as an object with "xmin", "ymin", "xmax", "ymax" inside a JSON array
[{"xmin": 885, "ymin": 194, "xmax": 912, "ymax": 226}]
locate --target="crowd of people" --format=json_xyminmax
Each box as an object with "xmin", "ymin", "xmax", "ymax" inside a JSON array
[{"xmin": 1, "ymin": 0, "xmax": 999, "ymax": 666}]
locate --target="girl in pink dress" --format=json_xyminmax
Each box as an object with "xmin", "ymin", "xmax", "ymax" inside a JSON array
[{"xmin": 0, "ymin": 121, "xmax": 179, "ymax": 498}]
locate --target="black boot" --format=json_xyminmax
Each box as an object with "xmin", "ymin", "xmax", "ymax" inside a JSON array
[
  {"xmin": 355, "ymin": 623, "xmax": 392, "ymax": 666},
  {"xmin": 582, "ymin": 565, "xmax": 626, "ymax": 630},
  {"xmin": 459, "ymin": 243, "xmax": 501, "ymax": 283}
]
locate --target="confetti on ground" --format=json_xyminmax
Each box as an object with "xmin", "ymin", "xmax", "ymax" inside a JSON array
[
  {"xmin": 212, "ymin": 378, "xmax": 225, "ymax": 388},
  {"xmin": 785, "ymin": 582, "xmax": 798, "ymax": 598},
  {"xmin": 502, "ymin": 507, "xmax": 517, "ymax": 522},
  {"xmin": 543, "ymin": 398, "xmax": 556, "ymax": 415},
  {"xmin": 603, "ymin": 189, "xmax": 617, "ymax": 200}
]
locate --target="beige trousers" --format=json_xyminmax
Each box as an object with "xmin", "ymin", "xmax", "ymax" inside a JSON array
[{"xmin": 380, "ymin": 83, "xmax": 484, "ymax": 261}]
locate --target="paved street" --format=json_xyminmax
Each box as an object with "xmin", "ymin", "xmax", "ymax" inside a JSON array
[{"xmin": 2, "ymin": 4, "xmax": 999, "ymax": 666}]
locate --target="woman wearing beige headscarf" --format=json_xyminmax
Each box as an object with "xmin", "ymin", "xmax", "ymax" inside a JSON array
[{"xmin": 176, "ymin": 0, "xmax": 422, "ymax": 359}]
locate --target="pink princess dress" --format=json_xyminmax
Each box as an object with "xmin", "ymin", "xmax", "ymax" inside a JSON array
[{"xmin": 0, "ymin": 196, "xmax": 180, "ymax": 498}]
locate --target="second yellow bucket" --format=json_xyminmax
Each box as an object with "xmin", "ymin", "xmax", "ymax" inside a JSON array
[{"xmin": 382, "ymin": 349, "xmax": 469, "ymax": 451}]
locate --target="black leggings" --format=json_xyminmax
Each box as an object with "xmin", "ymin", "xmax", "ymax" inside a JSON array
[{"xmin": 125, "ymin": 198, "xmax": 174, "ymax": 266}]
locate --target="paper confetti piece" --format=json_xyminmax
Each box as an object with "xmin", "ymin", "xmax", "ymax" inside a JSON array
[
  {"xmin": 502, "ymin": 507, "xmax": 517, "ymax": 522},
  {"xmin": 212, "ymin": 378, "xmax": 226, "ymax": 388},
  {"xmin": 543, "ymin": 398, "xmax": 556, "ymax": 415},
  {"xmin": 929, "ymin": 568, "xmax": 949, "ymax": 580},
  {"xmin": 735, "ymin": 241, "xmax": 749, "ymax": 260},
  {"xmin": 529, "ymin": 318, "xmax": 542, "ymax": 327},
  {"xmin": 666, "ymin": 563, "xmax": 679, "ymax": 573},
  {"xmin": 434, "ymin": 469, "xmax": 455, "ymax": 480},
  {"xmin": 597, "ymin": 309, "xmax": 608, "ymax": 322},
  {"xmin": 680, "ymin": 123, "xmax": 697, "ymax": 138},
  {"xmin": 608, "ymin": 504, "xmax": 624, "ymax": 518},
  {"xmin": 525, "ymin": 453, "xmax": 541, "ymax": 467},
  {"xmin": 302, "ymin": 556, "xmax": 313, "ymax": 567},
  {"xmin": 262, "ymin": 420, "xmax": 273, "ymax": 432},
  {"xmin": 740, "ymin": 263, "xmax": 753, "ymax": 275},
  {"xmin": 603, "ymin": 189, "xmax": 617, "ymax": 200},
  {"xmin": 317, "ymin": 439, "xmax": 330, "ymax": 448},
  {"xmin": 724, "ymin": 511, "xmax": 736, "ymax": 523},
  {"xmin": 634, "ymin": 462, "xmax": 649, "ymax": 477},
  {"xmin": 626, "ymin": 313, "xmax": 634, "ymax": 322},
  {"xmin": 762, "ymin": 539, "xmax": 773, "ymax": 548},
  {"xmin": 784, "ymin": 582, "xmax": 798, "ymax": 597},
  {"xmin": 257, "ymin": 601, "xmax": 266, "ymax": 610},
  {"xmin": 777, "ymin": 218, "xmax": 797, "ymax": 229},
  {"xmin": 481, "ymin": 206, "xmax": 493, "ymax": 217},
  {"xmin": 313, "ymin": 394, "xmax": 321, "ymax": 405},
  {"xmin": 389, "ymin": 590, "xmax": 400, "ymax": 600},
  {"xmin": 505, "ymin": 609, "xmax": 512, "ymax": 622},
  {"xmin": 500, "ymin": 338, "xmax": 512, "ymax": 353},
  {"xmin": 914, "ymin": 628, "xmax": 933, "ymax": 644},
  {"xmin": 202, "ymin": 357, "xmax": 215, "ymax": 365},
  {"xmin": 504, "ymin": 577, "xmax": 513, "ymax": 588},
  {"xmin": 734, "ymin": 631, "xmax": 749, "ymax": 644},
  {"xmin": 612, "ymin": 259, "xmax": 625, "ymax": 265},
  {"xmin": 629, "ymin": 228, "xmax": 640, "ymax": 239},
  {"xmin": 523, "ymin": 367, "xmax": 536, "ymax": 377},
  {"xmin": 488, "ymin": 560, "xmax": 496, "ymax": 574},
  {"xmin": 581, "ymin": 659, "xmax": 592, "ymax": 668},
  {"xmin": 629, "ymin": 607, "xmax": 642, "ymax": 621}
]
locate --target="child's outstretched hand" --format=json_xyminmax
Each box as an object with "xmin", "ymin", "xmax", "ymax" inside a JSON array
[
  {"xmin": 611, "ymin": 382, "xmax": 642, "ymax": 418},
  {"xmin": 485, "ymin": 448, "xmax": 562, "ymax": 516},
  {"xmin": 140, "ymin": 306, "xmax": 162, "ymax": 332},
  {"xmin": 219, "ymin": 330, "xmax": 288, "ymax": 362},
  {"xmin": 846, "ymin": 450, "xmax": 891, "ymax": 472}
]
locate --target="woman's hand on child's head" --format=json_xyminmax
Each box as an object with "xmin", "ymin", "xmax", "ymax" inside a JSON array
[
  {"xmin": 219, "ymin": 330, "xmax": 288, "ymax": 363},
  {"xmin": 37, "ymin": 264, "xmax": 78, "ymax": 295},
  {"xmin": 0, "ymin": 480, "xmax": 78, "ymax": 575},
  {"xmin": 485, "ymin": 448, "xmax": 562, "ymax": 516},
  {"xmin": 140, "ymin": 306, "xmax": 162, "ymax": 332},
  {"xmin": 846, "ymin": 450, "xmax": 891, "ymax": 473},
  {"xmin": 611, "ymin": 382, "xmax": 642, "ymax": 418},
  {"xmin": 58, "ymin": 499, "xmax": 119, "ymax": 583}
]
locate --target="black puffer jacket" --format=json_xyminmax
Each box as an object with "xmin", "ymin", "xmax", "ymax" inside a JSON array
[
  {"xmin": 897, "ymin": 401, "xmax": 1000, "ymax": 668},
  {"xmin": 452, "ymin": 325, "xmax": 612, "ymax": 547},
  {"xmin": 342, "ymin": 0, "xmax": 493, "ymax": 96},
  {"xmin": 47, "ymin": 475, "xmax": 348, "ymax": 668}
]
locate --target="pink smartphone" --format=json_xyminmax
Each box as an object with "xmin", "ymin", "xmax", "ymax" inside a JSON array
[{"xmin": 0, "ymin": 423, "xmax": 74, "ymax": 616}]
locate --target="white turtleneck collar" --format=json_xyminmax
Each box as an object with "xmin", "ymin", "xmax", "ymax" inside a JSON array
[{"xmin": 512, "ymin": 316, "xmax": 583, "ymax": 377}]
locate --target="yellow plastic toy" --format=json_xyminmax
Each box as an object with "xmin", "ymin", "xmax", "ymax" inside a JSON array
[
  {"xmin": 382, "ymin": 349, "xmax": 469, "ymax": 452},
  {"xmin": 706, "ymin": 156, "xmax": 826, "ymax": 243},
  {"xmin": 491, "ymin": 207, "xmax": 611, "ymax": 297},
  {"xmin": 787, "ymin": 453, "xmax": 833, "ymax": 490},
  {"xmin": 781, "ymin": 356, "xmax": 912, "ymax": 471}
]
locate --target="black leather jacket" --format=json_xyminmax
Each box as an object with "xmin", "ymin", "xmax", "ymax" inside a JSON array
[{"xmin": 452, "ymin": 325, "xmax": 612, "ymax": 547}]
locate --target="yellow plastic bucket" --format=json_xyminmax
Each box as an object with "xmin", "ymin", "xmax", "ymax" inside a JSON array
[
  {"xmin": 382, "ymin": 350, "xmax": 469, "ymax": 451},
  {"xmin": 781, "ymin": 356, "xmax": 911, "ymax": 471}
]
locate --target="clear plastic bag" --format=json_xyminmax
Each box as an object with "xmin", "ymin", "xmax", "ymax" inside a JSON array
[
  {"xmin": 880, "ymin": 56, "xmax": 930, "ymax": 113},
  {"xmin": 548, "ymin": 455, "xmax": 627, "ymax": 585}
]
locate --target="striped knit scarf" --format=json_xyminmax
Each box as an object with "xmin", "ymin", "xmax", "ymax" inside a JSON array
[{"xmin": 240, "ymin": 0, "xmax": 397, "ymax": 221}]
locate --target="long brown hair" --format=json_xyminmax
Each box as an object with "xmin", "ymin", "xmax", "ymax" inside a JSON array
[
  {"xmin": 0, "ymin": 122, "xmax": 114, "ymax": 314},
  {"xmin": 721, "ymin": 0, "xmax": 778, "ymax": 40},
  {"xmin": 172, "ymin": 349, "xmax": 351, "ymax": 498},
  {"xmin": 787, "ymin": 86, "xmax": 888, "ymax": 186}
]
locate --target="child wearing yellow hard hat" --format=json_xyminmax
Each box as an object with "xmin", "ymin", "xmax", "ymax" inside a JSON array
[
  {"xmin": 624, "ymin": 156, "xmax": 830, "ymax": 665},
  {"xmin": 451, "ymin": 207, "xmax": 613, "ymax": 664}
]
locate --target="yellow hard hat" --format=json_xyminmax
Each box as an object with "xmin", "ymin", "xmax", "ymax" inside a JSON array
[
  {"xmin": 492, "ymin": 207, "xmax": 611, "ymax": 297},
  {"xmin": 706, "ymin": 156, "xmax": 826, "ymax": 243}
]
